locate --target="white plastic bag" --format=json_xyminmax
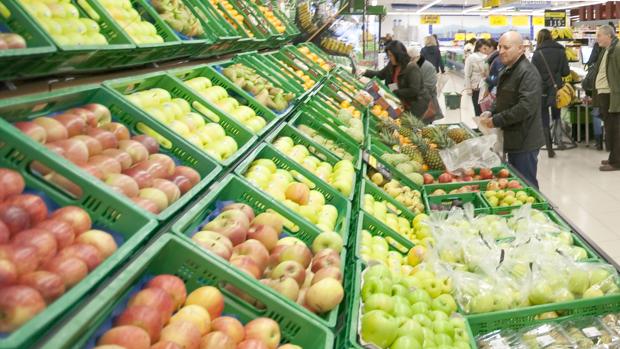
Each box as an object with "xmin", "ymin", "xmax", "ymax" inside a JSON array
[{"xmin": 439, "ymin": 134, "xmax": 502, "ymax": 175}]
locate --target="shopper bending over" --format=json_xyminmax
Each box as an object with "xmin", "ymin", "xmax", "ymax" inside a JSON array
[
  {"xmin": 464, "ymin": 39, "xmax": 492, "ymax": 116},
  {"xmin": 421, "ymin": 36, "xmax": 445, "ymax": 74},
  {"xmin": 480, "ymin": 31, "xmax": 545, "ymax": 188},
  {"xmin": 408, "ymin": 46, "xmax": 443, "ymax": 122},
  {"xmin": 364, "ymin": 41, "xmax": 430, "ymax": 118},
  {"xmin": 592, "ymin": 25, "xmax": 620, "ymax": 171},
  {"xmin": 531, "ymin": 28, "xmax": 570, "ymax": 158}
]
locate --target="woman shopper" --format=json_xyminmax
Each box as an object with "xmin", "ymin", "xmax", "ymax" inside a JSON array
[
  {"xmin": 421, "ymin": 36, "xmax": 445, "ymax": 73},
  {"xmin": 531, "ymin": 28, "xmax": 570, "ymax": 158},
  {"xmin": 364, "ymin": 41, "xmax": 430, "ymax": 117},
  {"xmin": 464, "ymin": 39, "xmax": 492, "ymax": 116}
]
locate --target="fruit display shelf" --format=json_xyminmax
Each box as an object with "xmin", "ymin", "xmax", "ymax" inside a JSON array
[
  {"xmin": 186, "ymin": 0, "xmax": 243, "ymax": 55},
  {"xmin": 0, "ymin": 119, "xmax": 158, "ymax": 349},
  {"xmin": 281, "ymin": 45, "xmax": 331, "ymax": 74},
  {"xmin": 259, "ymin": 53, "xmax": 318, "ymax": 91},
  {"xmin": 265, "ymin": 123, "xmax": 358, "ymax": 201},
  {"xmin": 423, "ymin": 165, "xmax": 521, "ymax": 185},
  {"xmin": 103, "ymin": 71, "xmax": 257, "ymax": 168},
  {"xmin": 169, "ymin": 64, "xmax": 284, "ymax": 136},
  {"xmin": 300, "ymin": 102, "xmax": 365, "ymax": 147},
  {"xmin": 364, "ymin": 142, "xmax": 425, "ymax": 191},
  {"xmin": 40, "ymin": 234, "xmax": 335, "ymax": 349},
  {"xmin": 171, "ymin": 174, "xmax": 347, "ymax": 329},
  {"xmin": 232, "ymin": 0, "xmax": 283, "ymax": 48},
  {"xmin": 0, "ymin": 85, "xmax": 222, "ymax": 222},
  {"xmin": 287, "ymin": 110, "xmax": 363, "ymax": 170},
  {"xmin": 480, "ymin": 187, "xmax": 549, "ymax": 214},
  {"xmin": 15, "ymin": 0, "xmax": 137, "ymax": 74},
  {"xmin": 328, "ymin": 66, "xmax": 367, "ymax": 91},
  {"xmin": 256, "ymin": 1, "xmax": 300, "ymax": 42},
  {"xmin": 270, "ymin": 51, "xmax": 324, "ymax": 83},
  {"xmin": 353, "ymin": 212, "xmax": 416, "ymax": 262},
  {"xmin": 424, "ymin": 178, "xmax": 528, "ymax": 197},
  {"xmin": 207, "ymin": 0, "xmax": 269, "ymax": 50},
  {"xmin": 234, "ymin": 143, "xmax": 353, "ymax": 240},
  {"xmin": 234, "ymin": 52, "xmax": 307, "ymax": 95},
  {"xmin": 0, "ymin": 0, "xmax": 57, "ymax": 80}
]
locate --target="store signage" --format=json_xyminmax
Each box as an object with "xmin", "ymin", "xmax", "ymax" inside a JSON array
[
  {"xmin": 512, "ymin": 16, "xmax": 529, "ymax": 27},
  {"xmin": 489, "ymin": 15, "xmax": 508, "ymax": 26},
  {"xmin": 466, "ymin": 33, "xmax": 476, "ymax": 40},
  {"xmin": 421, "ymin": 15, "xmax": 440, "ymax": 24},
  {"xmin": 454, "ymin": 33, "xmax": 466, "ymax": 40},
  {"xmin": 544, "ymin": 10, "xmax": 566, "ymax": 27},
  {"xmin": 482, "ymin": 0, "xmax": 500, "ymax": 8},
  {"xmin": 533, "ymin": 16, "xmax": 545, "ymax": 26},
  {"xmin": 481, "ymin": 33, "xmax": 492, "ymax": 39}
]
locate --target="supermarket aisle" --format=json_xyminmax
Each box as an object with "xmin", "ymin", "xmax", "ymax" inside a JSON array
[{"xmin": 438, "ymin": 71, "xmax": 620, "ymax": 264}]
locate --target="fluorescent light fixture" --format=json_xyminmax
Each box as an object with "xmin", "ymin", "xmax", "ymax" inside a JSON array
[
  {"xmin": 463, "ymin": 5, "xmax": 483, "ymax": 13},
  {"xmin": 416, "ymin": 0, "xmax": 442, "ymax": 13},
  {"xmin": 551, "ymin": 1, "xmax": 607, "ymax": 10}
]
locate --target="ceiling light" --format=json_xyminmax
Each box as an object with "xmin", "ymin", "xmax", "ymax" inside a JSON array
[{"xmin": 416, "ymin": 0, "xmax": 442, "ymax": 14}]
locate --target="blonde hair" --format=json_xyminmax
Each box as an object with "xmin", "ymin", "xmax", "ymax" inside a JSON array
[{"xmin": 424, "ymin": 36, "xmax": 437, "ymax": 46}]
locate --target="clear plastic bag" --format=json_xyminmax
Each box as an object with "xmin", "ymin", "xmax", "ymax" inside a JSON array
[{"xmin": 439, "ymin": 134, "xmax": 502, "ymax": 175}]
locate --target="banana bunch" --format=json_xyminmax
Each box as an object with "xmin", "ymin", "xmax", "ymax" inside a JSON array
[
  {"xmin": 556, "ymin": 83, "xmax": 576, "ymax": 107},
  {"xmin": 565, "ymin": 47, "xmax": 579, "ymax": 61},
  {"xmin": 552, "ymin": 27, "xmax": 574, "ymax": 40}
]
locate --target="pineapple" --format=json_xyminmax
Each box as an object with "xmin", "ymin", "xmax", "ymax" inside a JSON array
[
  {"xmin": 379, "ymin": 129, "xmax": 400, "ymax": 151},
  {"xmin": 398, "ymin": 112, "xmax": 425, "ymax": 140},
  {"xmin": 447, "ymin": 127, "xmax": 471, "ymax": 144},
  {"xmin": 429, "ymin": 127, "xmax": 455, "ymax": 150},
  {"xmin": 401, "ymin": 144, "xmax": 424, "ymax": 165},
  {"xmin": 411, "ymin": 130, "xmax": 447, "ymax": 170}
]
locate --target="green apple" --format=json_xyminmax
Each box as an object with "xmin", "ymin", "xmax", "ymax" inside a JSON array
[
  {"xmin": 410, "ymin": 301, "xmax": 430, "ymax": 315},
  {"xmin": 470, "ymin": 294, "xmax": 494, "ymax": 313},
  {"xmin": 431, "ymin": 294, "xmax": 457, "ymax": 315},
  {"xmin": 362, "ymin": 276, "xmax": 393, "ymax": 301},
  {"xmin": 364, "ymin": 264, "xmax": 392, "ymax": 280},
  {"xmin": 391, "ymin": 284, "xmax": 408, "ymax": 297},
  {"xmin": 453, "ymin": 342, "xmax": 472, "ymax": 349},
  {"xmin": 528, "ymin": 283, "xmax": 552, "ymax": 305},
  {"xmin": 360, "ymin": 310, "xmax": 398, "ymax": 348},
  {"xmin": 583, "ymin": 285, "xmax": 605, "ymax": 298},
  {"xmin": 391, "ymin": 296, "xmax": 412, "ymax": 317},
  {"xmin": 391, "ymin": 335, "xmax": 422, "ymax": 349},
  {"xmin": 421, "ymin": 278, "xmax": 443, "ymax": 298},
  {"xmin": 491, "ymin": 293, "xmax": 512, "ymax": 311},
  {"xmin": 400, "ymin": 276, "xmax": 422, "ymax": 290},
  {"xmin": 590, "ymin": 268, "xmax": 612, "ymax": 285},
  {"xmin": 407, "ymin": 288, "xmax": 432, "ymax": 305},
  {"xmin": 397, "ymin": 319, "xmax": 424, "ymax": 343},
  {"xmin": 552, "ymin": 288, "xmax": 575, "ymax": 303},
  {"xmin": 433, "ymin": 319, "xmax": 454, "ymax": 338},
  {"xmin": 434, "ymin": 333, "xmax": 453, "ymax": 346},
  {"xmin": 412, "ymin": 313, "xmax": 432, "ymax": 328},
  {"xmin": 364, "ymin": 293, "xmax": 395, "ymax": 313},
  {"xmin": 429, "ymin": 310, "xmax": 449, "ymax": 321},
  {"xmin": 421, "ymin": 328, "xmax": 436, "ymax": 346}
]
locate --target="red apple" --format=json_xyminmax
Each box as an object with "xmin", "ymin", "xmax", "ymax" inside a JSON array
[
  {"xmin": 3, "ymin": 244, "xmax": 39, "ymax": 275},
  {"xmin": 105, "ymin": 173, "xmax": 140, "ymax": 197},
  {"xmin": 246, "ymin": 224, "xmax": 278, "ymax": 252},
  {"xmin": 34, "ymin": 219, "xmax": 75, "ymax": 250},
  {"xmin": 14, "ymin": 121, "xmax": 47, "ymax": 143},
  {"xmin": 132, "ymin": 160, "xmax": 168, "ymax": 180},
  {"xmin": 200, "ymin": 331, "xmax": 236, "ymax": 349},
  {"xmin": 438, "ymin": 172, "xmax": 453, "ymax": 183},
  {"xmin": 211, "ymin": 316, "xmax": 244, "ymax": 344},
  {"xmin": 203, "ymin": 210, "xmax": 250, "ymax": 246},
  {"xmin": 232, "ymin": 239, "xmax": 269, "ymax": 273},
  {"xmin": 173, "ymin": 166, "xmax": 200, "ymax": 186},
  {"xmin": 146, "ymin": 275, "xmax": 187, "ymax": 310},
  {"xmin": 0, "ymin": 204, "xmax": 33, "ymax": 237},
  {"xmin": 102, "ymin": 148, "xmax": 133, "ymax": 170},
  {"xmin": 312, "ymin": 266, "xmax": 342, "ymax": 284},
  {"xmin": 0, "ymin": 221, "xmax": 7, "ymax": 244},
  {"xmin": 311, "ymin": 248, "xmax": 340, "ymax": 272},
  {"xmin": 82, "ymin": 104, "xmax": 111, "ymax": 126},
  {"xmin": 34, "ymin": 117, "xmax": 68, "ymax": 142},
  {"xmin": 284, "ymin": 183, "xmax": 309, "ymax": 205},
  {"xmin": 251, "ymin": 213, "xmax": 283, "ymax": 235},
  {"xmin": 192, "ymin": 230, "xmax": 233, "ymax": 260},
  {"xmin": 42, "ymin": 256, "xmax": 88, "ymax": 288},
  {"xmin": 150, "ymin": 341, "xmax": 182, "ymax": 349},
  {"xmin": 230, "ymin": 255, "xmax": 262, "ymax": 279},
  {"xmin": 88, "ymin": 155, "xmax": 122, "ymax": 177},
  {"xmin": 128, "ymin": 288, "xmax": 175, "ymax": 324},
  {"xmin": 462, "ymin": 176, "xmax": 473, "ymax": 182},
  {"xmin": 0, "ymin": 285, "xmax": 46, "ymax": 332},
  {"xmin": 270, "ymin": 260, "xmax": 306, "ymax": 287},
  {"xmin": 159, "ymin": 321, "xmax": 201, "ymax": 349},
  {"xmin": 304, "ymin": 278, "xmax": 343, "ymax": 313},
  {"xmin": 66, "ymin": 107, "xmax": 96, "ymax": 127},
  {"xmin": 101, "ymin": 122, "xmax": 130, "ymax": 141},
  {"xmin": 119, "ymin": 140, "xmax": 149, "ymax": 163},
  {"xmin": 0, "ymin": 259, "xmax": 17, "ymax": 286},
  {"xmin": 138, "ymin": 188, "xmax": 169, "ymax": 212},
  {"xmin": 51, "ymin": 139, "xmax": 89, "ymax": 165},
  {"xmin": 0, "ymin": 169, "xmax": 25, "ymax": 197},
  {"xmin": 169, "ymin": 175, "xmax": 192, "ymax": 195},
  {"xmin": 116, "ymin": 305, "xmax": 163, "ymax": 342},
  {"xmin": 148, "ymin": 154, "xmax": 175, "ymax": 178},
  {"xmin": 151, "ymin": 179, "xmax": 181, "ymax": 204},
  {"xmin": 57, "ymin": 243, "xmax": 102, "ymax": 271},
  {"xmin": 184, "ymin": 286, "xmax": 224, "ymax": 319},
  {"xmin": 130, "ymin": 197, "xmax": 160, "ymax": 214},
  {"xmin": 244, "ymin": 318, "xmax": 281, "ymax": 349},
  {"xmin": 498, "ymin": 178, "xmax": 509, "ymax": 189},
  {"xmin": 50, "ymin": 206, "xmax": 92, "ymax": 235},
  {"xmin": 12, "ymin": 229, "xmax": 57, "ymax": 263},
  {"xmin": 132, "ymin": 135, "xmax": 159, "ymax": 155},
  {"xmin": 507, "ymin": 179, "xmax": 522, "ymax": 189},
  {"xmin": 98, "ymin": 325, "xmax": 151, "ymax": 349},
  {"xmin": 479, "ymin": 168, "xmax": 494, "ymax": 180},
  {"xmin": 78, "ymin": 163, "xmax": 105, "ymax": 180},
  {"xmin": 464, "ymin": 168, "xmax": 476, "ymax": 177},
  {"xmin": 423, "ymin": 173, "xmax": 434, "ymax": 184},
  {"xmin": 72, "ymin": 135, "xmax": 103, "ymax": 156},
  {"xmin": 5, "ymin": 194, "xmax": 48, "ymax": 225},
  {"xmin": 238, "ymin": 339, "xmax": 269, "ymax": 349},
  {"xmin": 223, "ymin": 203, "xmax": 255, "ymax": 222},
  {"xmin": 55, "ymin": 112, "xmax": 87, "ymax": 137},
  {"xmin": 123, "ymin": 167, "xmax": 154, "ymax": 189},
  {"xmin": 87, "ymin": 128, "xmax": 118, "ymax": 150},
  {"xmin": 497, "ymin": 168, "xmax": 510, "ymax": 178},
  {"xmin": 278, "ymin": 244, "xmax": 312, "ymax": 269},
  {"xmin": 19, "ymin": 270, "xmax": 65, "ymax": 303},
  {"xmin": 76, "ymin": 229, "xmax": 117, "ymax": 258}
]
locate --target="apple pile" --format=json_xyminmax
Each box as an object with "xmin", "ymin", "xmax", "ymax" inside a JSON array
[
  {"xmin": 424, "ymin": 167, "xmax": 511, "ymax": 184},
  {"xmin": 95, "ymin": 274, "xmax": 303, "ymax": 349},
  {"xmin": 98, "ymin": 0, "xmax": 165, "ymax": 44},
  {"xmin": 362, "ymin": 194, "xmax": 418, "ymax": 243},
  {"xmin": 21, "ymin": 0, "xmax": 108, "ymax": 45},
  {"xmin": 484, "ymin": 190, "xmax": 537, "ymax": 208},
  {"xmin": 294, "ymin": 124, "xmax": 355, "ymax": 162},
  {"xmin": 0, "ymin": 169, "xmax": 117, "ymax": 332},
  {"xmin": 273, "ymin": 136, "xmax": 355, "ymax": 197},
  {"xmin": 124, "ymin": 87, "xmax": 241, "ymax": 161},
  {"xmin": 332, "ymin": 106, "xmax": 364, "ymax": 144},
  {"xmin": 359, "ymin": 229, "xmax": 430, "ymax": 271},
  {"xmin": 359, "ymin": 264, "xmax": 471, "ymax": 349},
  {"xmin": 369, "ymin": 174, "xmax": 425, "ymax": 214},
  {"xmin": 190, "ymin": 203, "xmax": 345, "ymax": 315},
  {"xmin": 243, "ymin": 159, "xmax": 339, "ymax": 233},
  {"xmin": 184, "ymin": 77, "xmax": 269, "ymax": 133},
  {"xmin": 14, "ymin": 103, "xmax": 201, "ymax": 214},
  {"xmin": 0, "ymin": 33, "xmax": 27, "ymax": 50}
]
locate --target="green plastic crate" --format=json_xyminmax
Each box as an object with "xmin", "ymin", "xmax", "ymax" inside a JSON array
[
  {"xmin": 168, "ymin": 64, "xmax": 281, "ymax": 136},
  {"xmin": 264, "ymin": 2, "xmax": 299, "ymax": 40},
  {"xmin": 265, "ymin": 123, "xmax": 357, "ymax": 201},
  {"xmin": 288, "ymin": 110, "xmax": 363, "ymax": 170},
  {"xmin": 210, "ymin": 0, "xmax": 268, "ymax": 49},
  {"xmin": 272, "ymin": 51, "xmax": 323, "ymax": 82},
  {"xmin": 262, "ymin": 52, "xmax": 311, "ymax": 89},
  {"xmin": 0, "ymin": 0, "xmax": 57, "ymax": 80},
  {"xmin": 364, "ymin": 142, "xmax": 425, "ymax": 192},
  {"xmin": 234, "ymin": 143, "xmax": 353, "ymax": 240},
  {"xmin": 187, "ymin": 0, "xmax": 245, "ymax": 54},
  {"xmin": 281, "ymin": 44, "xmax": 329, "ymax": 74},
  {"xmin": 424, "ymin": 178, "xmax": 527, "ymax": 196},
  {"xmin": 300, "ymin": 103, "xmax": 363, "ymax": 147},
  {"xmin": 0, "ymin": 113, "xmax": 157, "ymax": 349},
  {"xmin": 467, "ymin": 294, "xmax": 620, "ymax": 338},
  {"xmin": 480, "ymin": 188, "xmax": 549, "ymax": 214},
  {"xmin": 87, "ymin": 0, "xmax": 185, "ymax": 65},
  {"xmin": 330, "ymin": 66, "xmax": 367, "ymax": 90},
  {"xmin": 425, "ymin": 164, "xmax": 519, "ymax": 183},
  {"xmin": 354, "ymin": 212, "xmax": 414, "ymax": 260},
  {"xmin": 171, "ymin": 174, "xmax": 347, "ymax": 329},
  {"xmin": 234, "ymin": 53, "xmax": 305, "ymax": 95},
  {"xmin": 103, "ymin": 71, "xmax": 257, "ymax": 168},
  {"xmin": 40, "ymin": 234, "xmax": 335, "ymax": 349},
  {"xmin": 425, "ymin": 191, "xmax": 491, "ymax": 215},
  {"xmin": 200, "ymin": 0, "xmax": 255, "ymax": 52},
  {"xmin": 360, "ymin": 179, "xmax": 418, "ymax": 240},
  {"xmin": 298, "ymin": 42, "xmax": 331, "ymax": 62},
  {"xmin": 0, "ymin": 85, "xmax": 221, "ymax": 221},
  {"xmin": 235, "ymin": 0, "xmax": 283, "ymax": 47},
  {"xmin": 16, "ymin": 0, "xmax": 136, "ymax": 73}
]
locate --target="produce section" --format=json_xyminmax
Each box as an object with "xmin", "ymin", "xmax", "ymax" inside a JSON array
[{"xmin": 1, "ymin": 15, "xmax": 620, "ymax": 347}]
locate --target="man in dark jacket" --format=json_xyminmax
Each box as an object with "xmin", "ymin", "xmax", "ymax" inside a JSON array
[{"xmin": 481, "ymin": 31, "xmax": 545, "ymax": 188}]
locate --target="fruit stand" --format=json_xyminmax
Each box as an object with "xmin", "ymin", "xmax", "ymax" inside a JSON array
[{"xmin": 2, "ymin": 27, "xmax": 620, "ymax": 349}]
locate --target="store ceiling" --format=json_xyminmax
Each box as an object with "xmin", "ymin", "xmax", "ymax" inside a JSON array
[{"xmin": 381, "ymin": 0, "xmax": 609, "ymax": 15}]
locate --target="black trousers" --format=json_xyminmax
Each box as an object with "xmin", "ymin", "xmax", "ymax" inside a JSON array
[
  {"xmin": 507, "ymin": 150, "xmax": 540, "ymax": 188},
  {"xmin": 598, "ymin": 93, "xmax": 620, "ymax": 166},
  {"xmin": 472, "ymin": 90, "xmax": 482, "ymax": 116}
]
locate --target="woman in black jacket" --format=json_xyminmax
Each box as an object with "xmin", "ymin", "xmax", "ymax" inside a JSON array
[
  {"xmin": 421, "ymin": 36, "xmax": 445, "ymax": 73},
  {"xmin": 531, "ymin": 29, "xmax": 570, "ymax": 158},
  {"xmin": 364, "ymin": 41, "xmax": 430, "ymax": 117}
]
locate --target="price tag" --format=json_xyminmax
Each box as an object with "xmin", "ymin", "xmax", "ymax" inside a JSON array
[
  {"xmin": 536, "ymin": 335, "xmax": 555, "ymax": 347},
  {"xmin": 388, "ymin": 83, "xmax": 398, "ymax": 91},
  {"xmin": 489, "ymin": 339, "xmax": 510, "ymax": 349},
  {"xmin": 362, "ymin": 151, "xmax": 391, "ymax": 180},
  {"xmin": 582, "ymin": 327, "xmax": 602, "ymax": 338}
]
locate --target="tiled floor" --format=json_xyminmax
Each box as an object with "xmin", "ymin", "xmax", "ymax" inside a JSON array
[{"xmin": 437, "ymin": 72, "xmax": 620, "ymax": 265}]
